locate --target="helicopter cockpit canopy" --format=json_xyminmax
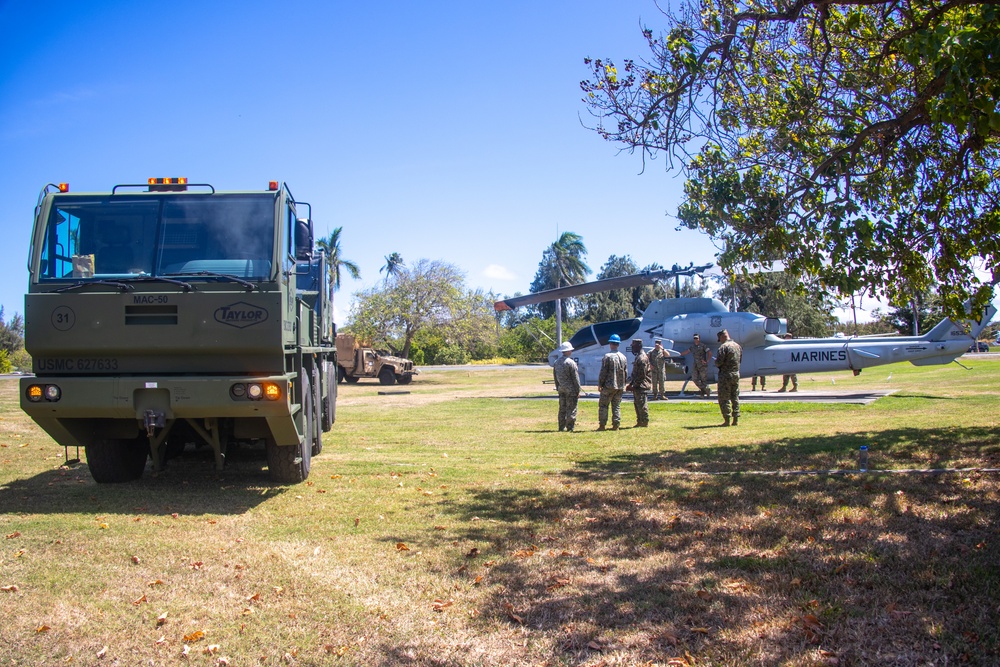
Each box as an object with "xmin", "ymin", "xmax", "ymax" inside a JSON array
[{"xmin": 568, "ymin": 318, "xmax": 642, "ymax": 351}]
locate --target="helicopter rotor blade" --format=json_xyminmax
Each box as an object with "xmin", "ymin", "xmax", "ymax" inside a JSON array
[{"xmin": 494, "ymin": 263, "xmax": 713, "ymax": 311}]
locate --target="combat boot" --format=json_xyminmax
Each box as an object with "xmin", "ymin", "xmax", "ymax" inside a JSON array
[
  {"xmin": 723, "ymin": 417, "xmax": 730, "ymax": 427},
  {"xmin": 732, "ymin": 416, "xmax": 739, "ymax": 426}
]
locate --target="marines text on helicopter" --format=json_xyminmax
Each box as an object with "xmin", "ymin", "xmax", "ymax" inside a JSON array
[{"xmin": 494, "ymin": 265, "xmax": 997, "ymax": 393}]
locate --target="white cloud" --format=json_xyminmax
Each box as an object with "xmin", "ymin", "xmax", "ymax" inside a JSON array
[{"xmin": 482, "ymin": 264, "xmax": 516, "ymax": 281}]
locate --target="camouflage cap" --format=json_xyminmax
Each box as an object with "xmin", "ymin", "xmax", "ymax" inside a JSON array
[{"xmin": 717, "ymin": 329, "xmax": 728, "ymax": 338}]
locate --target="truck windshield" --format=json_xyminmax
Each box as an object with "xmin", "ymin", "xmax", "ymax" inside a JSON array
[{"xmin": 37, "ymin": 194, "xmax": 276, "ymax": 281}]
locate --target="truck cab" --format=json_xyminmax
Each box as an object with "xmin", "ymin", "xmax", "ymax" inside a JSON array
[{"xmin": 21, "ymin": 179, "xmax": 336, "ymax": 483}]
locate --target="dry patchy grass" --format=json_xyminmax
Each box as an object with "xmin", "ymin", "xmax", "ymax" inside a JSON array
[{"xmin": 0, "ymin": 360, "xmax": 998, "ymax": 666}]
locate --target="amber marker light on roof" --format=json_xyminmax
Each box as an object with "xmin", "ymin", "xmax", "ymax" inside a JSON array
[
  {"xmin": 58, "ymin": 183, "xmax": 69, "ymax": 192},
  {"xmin": 268, "ymin": 181, "xmax": 279, "ymax": 191}
]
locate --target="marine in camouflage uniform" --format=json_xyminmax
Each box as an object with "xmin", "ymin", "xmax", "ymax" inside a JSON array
[
  {"xmin": 553, "ymin": 342, "xmax": 582, "ymax": 431},
  {"xmin": 714, "ymin": 329, "xmax": 742, "ymax": 426},
  {"xmin": 647, "ymin": 339, "xmax": 668, "ymax": 399},
  {"xmin": 680, "ymin": 334, "xmax": 712, "ymax": 397},
  {"xmin": 626, "ymin": 339, "xmax": 652, "ymax": 427},
  {"xmin": 597, "ymin": 336, "xmax": 628, "ymax": 430}
]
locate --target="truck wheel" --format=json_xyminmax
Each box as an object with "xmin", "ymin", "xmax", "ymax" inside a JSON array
[
  {"xmin": 322, "ymin": 361, "xmax": 336, "ymax": 432},
  {"xmin": 311, "ymin": 366, "xmax": 323, "ymax": 456},
  {"xmin": 396, "ymin": 374, "xmax": 413, "ymax": 385},
  {"xmin": 266, "ymin": 376, "xmax": 312, "ymax": 484},
  {"xmin": 85, "ymin": 438, "xmax": 148, "ymax": 483},
  {"xmin": 378, "ymin": 367, "xmax": 396, "ymax": 385}
]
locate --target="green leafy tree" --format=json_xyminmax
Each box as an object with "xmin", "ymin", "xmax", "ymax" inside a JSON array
[
  {"xmin": 582, "ymin": 0, "xmax": 1000, "ymax": 321},
  {"xmin": 886, "ymin": 288, "xmax": 945, "ymax": 336},
  {"xmin": 316, "ymin": 227, "xmax": 361, "ymax": 303},
  {"xmin": 348, "ymin": 259, "xmax": 466, "ymax": 359},
  {"xmin": 528, "ymin": 232, "xmax": 591, "ymax": 343},
  {"xmin": 380, "ymin": 252, "xmax": 405, "ymax": 284},
  {"xmin": 581, "ymin": 255, "xmax": 642, "ymax": 322},
  {"xmin": 720, "ymin": 272, "xmax": 838, "ymax": 337},
  {"xmin": 0, "ymin": 308, "xmax": 24, "ymax": 356}
]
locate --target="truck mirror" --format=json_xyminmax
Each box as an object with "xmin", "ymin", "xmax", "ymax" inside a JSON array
[{"xmin": 295, "ymin": 218, "xmax": 312, "ymax": 260}]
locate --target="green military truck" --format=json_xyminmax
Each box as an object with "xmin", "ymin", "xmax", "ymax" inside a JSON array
[{"xmin": 20, "ymin": 178, "xmax": 337, "ymax": 484}]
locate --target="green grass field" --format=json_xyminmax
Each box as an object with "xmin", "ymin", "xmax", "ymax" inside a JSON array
[{"xmin": 1, "ymin": 360, "xmax": 998, "ymax": 666}]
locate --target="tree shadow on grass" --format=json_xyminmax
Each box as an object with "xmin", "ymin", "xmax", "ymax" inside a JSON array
[
  {"xmin": 412, "ymin": 425, "xmax": 1000, "ymax": 666},
  {"xmin": 0, "ymin": 443, "xmax": 285, "ymax": 516}
]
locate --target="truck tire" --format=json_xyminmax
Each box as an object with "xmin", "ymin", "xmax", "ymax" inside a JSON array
[
  {"xmin": 311, "ymin": 366, "xmax": 323, "ymax": 456},
  {"xmin": 266, "ymin": 376, "xmax": 312, "ymax": 484},
  {"xmin": 378, "ymin": 366, "xmax": 396, "ymax": 385},
  {"xmin": 322, "ymin": 361, "xmax": 336, "ymax": 432},
  {"xmin": 85, "ymin": 437, "xmax": 148, "ymax": 483},
  {"xmin": 396, "ymin": 374, "xmax": 413, "ymax": 385}
]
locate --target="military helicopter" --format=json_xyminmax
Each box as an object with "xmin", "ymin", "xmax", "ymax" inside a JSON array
[{"xmin": 494, "ymin": 265, "xmax": 997, "ymax": 392}]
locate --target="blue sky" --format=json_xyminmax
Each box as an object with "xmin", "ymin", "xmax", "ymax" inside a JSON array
[
  {"xmin": 0, "ymin": 0, "xmax": 730, "ymax": 325},
  {"xmin": 6, "ymin": 0, "xmax": 977, "ymax": 328}
]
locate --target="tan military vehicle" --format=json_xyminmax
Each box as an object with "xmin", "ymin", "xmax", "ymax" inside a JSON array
[{"xmin": 335, "ymin": 334, "xmax": 416, "ymax": 385}]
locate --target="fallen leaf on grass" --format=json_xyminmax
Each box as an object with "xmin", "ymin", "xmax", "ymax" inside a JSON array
[
  {"xmin": 2, "ymin": 584, "xmax": 19, "ymax": 592},
  {"xmin": 189, "ymin": 561, "xmax": 204, "ymax": 570},
  {"xmin": 587, "ymin": 641, "xmax": 602, "ymax": 650},
  {"xmin": 546, "ymin": 578, "xmax": 570, "ymax": 591},
  {"xmin": 247, "ymin": 592, "xmax": 261, "ymax": 602},
  {"xmin": 14, "ymin": 549, "xmax": 25, "ymax": 558},
  {"xmin": 132, "ymin": 594, "xmax": 147, "ymax": 605},
  {"xmin": 155, "ymin": 636, "xmax": 166, "ymax": 645},
  {"xmin": 156, "ymin": 612, "xmax": 168, "ymax": 626},
  {"xmin": 183, "ymin": 630, "xmax": 204, "ymax": 642},
  {"xmin": 502, "ymin": 602, "xmax": 524, "ymax": 624},
  {"xmin": 96, "ymin": 646, "xmax": 107, "ymax": 659},
  {"xmin": 131, "ymin": 555, "xmax": 140, "ymax": 564},
  {"xmin": 5, "ymin": 532, "xmax": 20, "ymax": 539},
  {"xmin": 466, "ymin": 547, "xmax": 479, "ymax": 558},
  {"xmin": 148, "ymin": 579, "xmax": 164, "ymax": 587},
  {"xmin": 36, "ymin": 625, "xmax": 50, "ymax": 633},
  {"xmin": 395, "ymin": 542, "xmax": 410, "ymax": 552},
  {"xmin": 691, "ymin": 627, "xmax": 711, "ymax": 635},
  {"xmin": 203, "ymin": 644, "xmax": 219, "ymax": 654},
  {"xmin": 433, "ymin": 525, "xmax": 446, "ymax": 531},
  {"xmin": 696, "ymin": 589, "xmax": 712, "ymax": 601},
  {"xmin": 432, "ymin": 599, "xmax": 453, "ymax": 612}
]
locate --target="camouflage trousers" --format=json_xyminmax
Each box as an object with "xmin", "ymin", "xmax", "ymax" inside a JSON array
[
  {"xmin": 692, "ymin": 363, "xmax": 710, "ymax": 392},
  {"xmin": 651, "ymin": 366, "xmax": 665, "ymax": 397},
  {"xmin": 598, "ymin": 388, "xmax": 623, "ymax": 428},
  {"xmin": 717, "ymin": 373, "xmax": 740, "ymax": 421},
  {"xmin": 633, "ymin": 389, "xmax": 649, "ymax": 426},
  {"xmin": 557, "ymin": 392, "xmax": 579, "ymax": 431}
]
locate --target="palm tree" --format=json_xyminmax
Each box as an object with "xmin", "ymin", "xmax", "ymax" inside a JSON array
[
  {"xmin": 547, "ymin": 232, "xmax": 589, "ymax": 343},
  {"xmin": 380, "ymin": 252, "xmax": 405, "ymax": 283},
  {"xmin": 316, "ymin": 227, "xmax": 360, "ymax": 302}
]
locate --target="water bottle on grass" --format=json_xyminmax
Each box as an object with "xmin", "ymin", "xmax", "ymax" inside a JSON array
[{"xmin": 859, "ymin": 445, "xmax": 869, "ymax": 473}]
